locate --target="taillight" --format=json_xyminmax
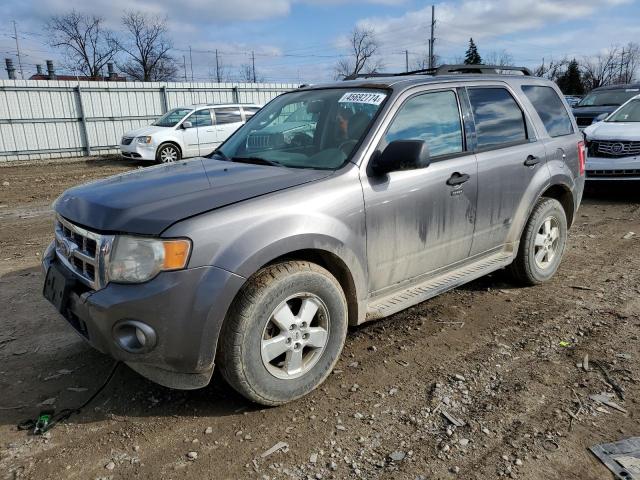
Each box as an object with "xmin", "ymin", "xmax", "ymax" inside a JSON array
[{"xmin": 577, "ymin": 141, "xmax": 586, "ymax": 176}]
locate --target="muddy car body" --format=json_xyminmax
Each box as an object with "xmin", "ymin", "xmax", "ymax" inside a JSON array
[{"xmin": 43, "ymin": 66, "xmax": 585, "ymax": 405}]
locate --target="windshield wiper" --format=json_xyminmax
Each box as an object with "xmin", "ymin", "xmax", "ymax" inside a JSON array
[
  {"xmin": 209, "ymin": 149, "xmax": 230, "ymax": 161},
  {"xmin": 231, "ymin": 156, "xmax": 283, "ymax": 167}
]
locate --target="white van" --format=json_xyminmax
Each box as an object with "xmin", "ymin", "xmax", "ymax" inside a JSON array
[{"xmin": 120, "ymin": 104, "xmax": 261, "ymax": 163}]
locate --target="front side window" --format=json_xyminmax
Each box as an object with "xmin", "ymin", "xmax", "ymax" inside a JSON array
[
  {"xmin": 214, "ymin": 88, "xmax": 388, "ymax": 170},
  {"xmin": 154, "ymin": 108, "xmax": 192, "ymax": 127},
  {"xmin": 187, "ymin": 109, "xmax": 213, "ymax": 127},
  {"xmin": 468, "ymin": 87, "xmax": 527, "ymax": 150},
  {"xmin": 383, "ymin": 90, "xmax": 464, "ymax": 158},
  {"xmin": 522, "ymin": 85, "xmax": 574, "ymax": 137},
  {"xmin": 215, "ymin": 107, "xmax": 243, "ymax": 124},
  {"xmin": 607, "ymin": 99, "xmax": 640, "ymax": 122}
]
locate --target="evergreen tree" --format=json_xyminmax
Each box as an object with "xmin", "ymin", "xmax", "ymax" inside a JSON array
[
  {"xmin": 464, "ymin": 38, "xmax": 482, "ymax": 65},
  {"xmin": 556, "ymin": 59, "xmax": 585, "ymax": 95}
]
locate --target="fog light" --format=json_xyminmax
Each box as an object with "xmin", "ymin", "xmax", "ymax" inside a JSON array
[{"xmin": 113, "ymin": 320, "xmax": 157, "ymax": 353}]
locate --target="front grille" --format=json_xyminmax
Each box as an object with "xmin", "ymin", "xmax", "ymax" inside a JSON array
[
  {"xmin": 247, "ymin": 134, "xmax": 271, "ymax": 149},
  {"xmin": 587, "ymin": 169, "xmax": 640, "ymax": 178},
  {"xmin": 575, "ymin": 116, "xmax": 594, "ymax": 127},
  {"xmin": 54, "ymin": 216, "xmax": 112, "ymax": 290},
  {"xmin": 121, "ymin": 137, "xmax": 133, "ymax": 145},
  {"xmin": 590, "ymin": 140, "xmax": 640, "ymax": 158}
]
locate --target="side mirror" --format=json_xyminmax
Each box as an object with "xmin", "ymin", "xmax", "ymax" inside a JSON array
[
  {"xmin": 370, "ymin": 140, "xmax": 430, "ymax": 176},
  {"xmin": 593, "ymin": 113, "xmax": 607, "ymax": 123},
  {"xmin": 182, "ymin": 121, "xmax": 193, "ymax": 129}
]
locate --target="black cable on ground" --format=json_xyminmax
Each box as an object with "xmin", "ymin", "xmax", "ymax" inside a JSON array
[{"xmin": 18, "ymin": 361, "xmax": 121, "ymax": 435}]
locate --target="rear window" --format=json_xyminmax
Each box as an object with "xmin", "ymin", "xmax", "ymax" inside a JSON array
[
  {"xmin": 522, "ymin": 85, "xmax": 574, "ymax": 137},
  {"xmin": 468, "ymin": 87, "xmax": 528, "ymax": 150}
]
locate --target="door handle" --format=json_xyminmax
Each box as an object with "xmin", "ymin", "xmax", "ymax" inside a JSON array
[
  {"xmin": 524, "ymin": 155, "xmax": 541, "ymax": 167},
  {"xmin": 446, "ymin": 172, "xmax": 470, "ymax": 186}
]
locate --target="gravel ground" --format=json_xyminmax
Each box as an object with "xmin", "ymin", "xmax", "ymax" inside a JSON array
[{"xmin": 0, "ymin": 158, "xmax": 639, "ymax": 480}]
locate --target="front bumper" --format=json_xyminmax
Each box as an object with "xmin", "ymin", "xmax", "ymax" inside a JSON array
[
  {"xmin": 586, "ymin": 155, "xmax": 640, "ymax": 180},
  {"xmin": 42, "ymin": 246, "xmax": 246, "ymax": 389},
  {"xmin": 120, "ymin": 141, "xmax": 157, "ymax": 161}
]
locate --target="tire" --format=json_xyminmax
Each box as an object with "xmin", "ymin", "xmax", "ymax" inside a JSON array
[
  {"xmin": 508, "ymin": 197, "xmax": 568, "ymax": 285},
  {"xmin": 156, "ymin": 143, "xmax": 181, "ymax": 163},
  {"xmin": 218, "ymin": 261, "xmax": 348, "ymax": 406}
]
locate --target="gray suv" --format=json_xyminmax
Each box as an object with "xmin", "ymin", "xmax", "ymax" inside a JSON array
[{"xmin": 42, "ymin": 66, "xmax": 585, "ymax": 405}]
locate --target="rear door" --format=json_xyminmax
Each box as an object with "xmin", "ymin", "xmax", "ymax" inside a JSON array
[
  {"xmin": 214, "ymin": 106, "xmax": 244, "ymax": 144},
  {"xmin": 362, "ymin": 88, "xmax": 479, "ymax": 294},
  {"xmin": 466, "ymin": 85, "xmax": 547, "ymax": 256}
]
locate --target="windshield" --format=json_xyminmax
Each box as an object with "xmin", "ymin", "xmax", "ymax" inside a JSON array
[
  {"xmin": 153, "ymin": 108, "xmax": 193, "ymax": 127},
  {"xmin": 577, "ymin": 89, "xmax": 640, "ymax": 107},
  {"xmin": 213, "ymin": 88, "xmax": 388, "ymax": 170},
  {"xmin": 607, "ymin": 99, "xmax": 640, "ymax": 122}
]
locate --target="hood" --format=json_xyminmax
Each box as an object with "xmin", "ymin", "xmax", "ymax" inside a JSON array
[
  {"xmin": 572, "ymin": 105, "xmax": 618, "ymax": 117},
  {"xmin": 123, "ymin": 124, "xmax": 172, "ymax": 138},
  {"xmin": 584, "ymin": 121, "xmax": 640, "ymax": 141},
  {"xmin": 54, "ymin": 159, "xmax": 332, "ymax": 235}
]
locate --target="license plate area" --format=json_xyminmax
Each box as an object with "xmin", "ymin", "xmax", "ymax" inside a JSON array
[{"xmin": 43, "ymin": 262, "xmax": 76, "ymax": 313}]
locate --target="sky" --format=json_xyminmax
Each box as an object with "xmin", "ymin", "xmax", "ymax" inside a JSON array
[{"xmin": 1, "ymin": 0, "xmax": 638, "ymax": 83}]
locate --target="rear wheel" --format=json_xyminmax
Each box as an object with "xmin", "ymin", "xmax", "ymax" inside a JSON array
[
  {"xmin": 218, "ymin": 261, "xmax": 347, "ymax": 406},
  {"xmin": 156, "ymin": 143, "xmax": 181, "ymax": 163},
  {"xmin": 508, "ymin": 197, "xmax": 568, "ymax": 285}
]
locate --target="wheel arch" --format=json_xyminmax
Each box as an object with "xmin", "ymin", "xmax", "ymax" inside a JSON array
[
  {"xmin": 540, "ymin": 183, "xmax": 575, "ymax": 227},
  {"xmin": 156, "ymin": 141, "xmax": 183, "ymax": 161}
]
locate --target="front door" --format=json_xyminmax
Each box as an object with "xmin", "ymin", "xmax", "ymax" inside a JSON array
[
  {"xmin": 362, "ymin": 89, "xmax": 478, "ymax": 294},
  {"xmin": 465, "ymin": 86, "xmax": 547, "ymax": 256}
]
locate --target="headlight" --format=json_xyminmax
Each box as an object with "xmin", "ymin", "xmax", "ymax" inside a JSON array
[
  {"xmin": 108, "ymin": 236, "xmax": 191, "ymax": 283},
  {"xmin": 136, "ymin": 136, "xmax": 152, "ymax": 144}
]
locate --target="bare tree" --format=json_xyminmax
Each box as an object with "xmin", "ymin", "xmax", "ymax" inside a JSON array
[
  {"xmin": 238, "ymin": 63, "xmax": 263, "ymax": 83},
  {"xmin": 485, "ymin": 50, "xmax": 514, "ymax": 67},
  {"xmin": 413, "ymin": 53, "xmax": 441, "ymax": 71},
  {"xmin": 533, "ymin": 57, "xmax": 569, "ymax": 81},
  {"xmin": 617, "ymin": 42, "xmax": 640, "ymax": 84},
  {"xmin": 117, "ymin": 11, "xmax": 177, "ymax": 81},
  {"xmin": 334, "ymin": 27, "xmax": 382, "ymax": 79},
  {"xmin": 582, "ymin": 48, "xmax": 620, "ymax": 90},
  {"xmin": 47, "ymin": 11, "xmax": 118, "ymax": 77}
]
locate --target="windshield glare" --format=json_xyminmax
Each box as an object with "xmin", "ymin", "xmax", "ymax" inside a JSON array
[
  {"xmin": 577, "ymin": 89, "xmax": 640, "ymax": 107},
  {"xmin": 154, "ymin": 108, "xmax": 193, "ymax": 127},
  {"xmin": 215, "ymin": 88, "xmax": 388, "ymax": 170},
  {"xmin": 608, "ymin": 99, "xmax": 640, "ymax": 122}
]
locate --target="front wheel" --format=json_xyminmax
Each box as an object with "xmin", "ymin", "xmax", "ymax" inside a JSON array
[
  {"xmin": 218, "ymin": 261, "xmax": 348, "ymax": 406},
  {"xmin": 508, "ymin": 197, "xmax": 568, "ymax": 285},
  {"xmin": 156, "ymin": 143, "xmax": 181, "ymax": 163}
]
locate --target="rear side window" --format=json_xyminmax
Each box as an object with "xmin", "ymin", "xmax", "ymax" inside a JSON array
[
  {"xmin": 468, "ymin": 87, "xmax": 527, "ymax": 150},
  {"xmin": 384, "ymin": 90, "xmax": 464, "ymax": 158},
  {"xmin": 215, "ymin": 107, "xmax": 243, "ymax": 124},
  {"xmin": 243, "ymin": 107, "xmax": 260, "ymax": 119},
  {"xmin": 522, "ymin": 85, "xmax": 574, "ymax": 137}
]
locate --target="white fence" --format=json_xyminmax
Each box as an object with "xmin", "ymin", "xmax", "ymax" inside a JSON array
[{"xmin": 0, "ymin": 80, "xmax": 297, "ymax": 162}]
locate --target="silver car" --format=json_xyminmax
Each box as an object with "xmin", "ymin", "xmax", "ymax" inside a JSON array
[{"xmin": 43, "ymin": 66, "xmax": 585, "ymax": 405}]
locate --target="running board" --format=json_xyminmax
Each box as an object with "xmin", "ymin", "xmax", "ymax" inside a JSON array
[{"xmin": 365, "ymin": 252, "xmax": 512, "ymax": 321}]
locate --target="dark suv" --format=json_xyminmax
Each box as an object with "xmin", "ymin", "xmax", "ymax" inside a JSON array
[
  {"xmin": 573, "ymin": 83, "xmax": 640, "ymax": 129},
  {"xmin": 42, "ymin": 65, "xmax": 585, "ymax": 405}
]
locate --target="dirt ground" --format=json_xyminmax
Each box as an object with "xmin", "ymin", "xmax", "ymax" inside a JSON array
[{"xmin": 0, "ymin": 157, "xmax": 639, "ymax": 480}]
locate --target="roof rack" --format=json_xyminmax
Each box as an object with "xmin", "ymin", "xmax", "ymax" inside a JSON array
[{"xmin": 343, "ymin": 64, "xmax": 532, "ymax": 81}]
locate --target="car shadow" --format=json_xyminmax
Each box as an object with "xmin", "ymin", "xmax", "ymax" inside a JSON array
[
  {"xmin": 0, "ymin": 266, "xmax": 258, "ymax": 431},
  {"xmin": 583, "ymin": 181, "xmax": 640, "ymax": 204}
]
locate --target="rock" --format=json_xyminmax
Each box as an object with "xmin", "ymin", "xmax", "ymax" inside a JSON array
[
  {"xmin": 350, "ymin": 384, "xmax": 360, "ymax": 392},
  {"xmin": 515, "ymin": 458, "xmax": 523, "ymax": 466},
  {"xmin": 309, "ymin": 453, "xmax": 318, "ymax": 463},
  {"xmin": 459, "ymin": 438, "xmax": 470, "ymax": 447},
  {"xmin": 450, "ymin": 466, "xmax": 460, "ymax": 474},
  {"xmin": 205, "ymin": 427, "xmax": 213, "ymax": 434},
  {"xmin": 353, "ymin": 412, "xmax": 364, "ymax": 419},
  {"xmin": 329, "ymin": 461, "xmax": 338, "ymax": 471},
  {"xmin": 348, "ymin": 361, "xmax": 359, "ymax": 368},
  {"xmin": 2, "ymin": 181, "xmax": 9, "ymax": 187},
  {"xmin": 389, "ymin": 388, "xmax": 398, "ymax": 396},
  {"xmin": 454, "ymin": 374, "xmax": 466, "ymax": 382},
  {"xmin": 105, "ymin": 461, "xmax": 115, "ymax": 470},
  {"xmin": 187, "ymin": 451, "xmax": 198, "ymax": 461},
  {"xmin": 133, "ymin": 445, "xmax": 140, "ymax": 452},
  {"xmin": 336, "ymin": 425, "xmax": 346, "ymax": 431},
  {"xmin": 389, "ymin": 451, "xmax": 406, "ymax": 462},
  {"xmin": 622, "ymin": 232, "xmax": 636, "ymax": 240},
  {"xmin": 368, "ymin": 345, "xmax": 377, "ymax": 352},
  {"xmin": 482, "ymin": 427, "xmax": 490, "ymax": 435}
]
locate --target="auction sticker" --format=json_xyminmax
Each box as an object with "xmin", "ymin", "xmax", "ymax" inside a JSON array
[{"xmin": 339, "ymin": 92, "xmax": 387, "ymax": 105}]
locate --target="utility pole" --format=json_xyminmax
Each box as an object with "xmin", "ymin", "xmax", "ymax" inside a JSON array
[
  {"xmin": 182, "ymin": 55, "xmax": 187, "ymax": 82},
  {"xmin": 215, "ymin": 49, "xmax": 221, "ymax": 83},
  {"xmin": 189, "ymin": 46, "xmax": 194, "ymax": 81},
  {"xmin": 12, "ymin": 20, "xmax": 24, "ymax": 79},
  {"xmin": 251, "ymin": 51, "xmax": 256, "ymax": 83},
  {"xmin": 620, "ymin": 48, "xmax": 625, "ymax": 83},
  {"xmin": 428, "ymin": 5, "xmax": 436, "ymax": 70},
  {"xmin": 405, "ymin": 50, "xmax": 409, "ymax": 72}
]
